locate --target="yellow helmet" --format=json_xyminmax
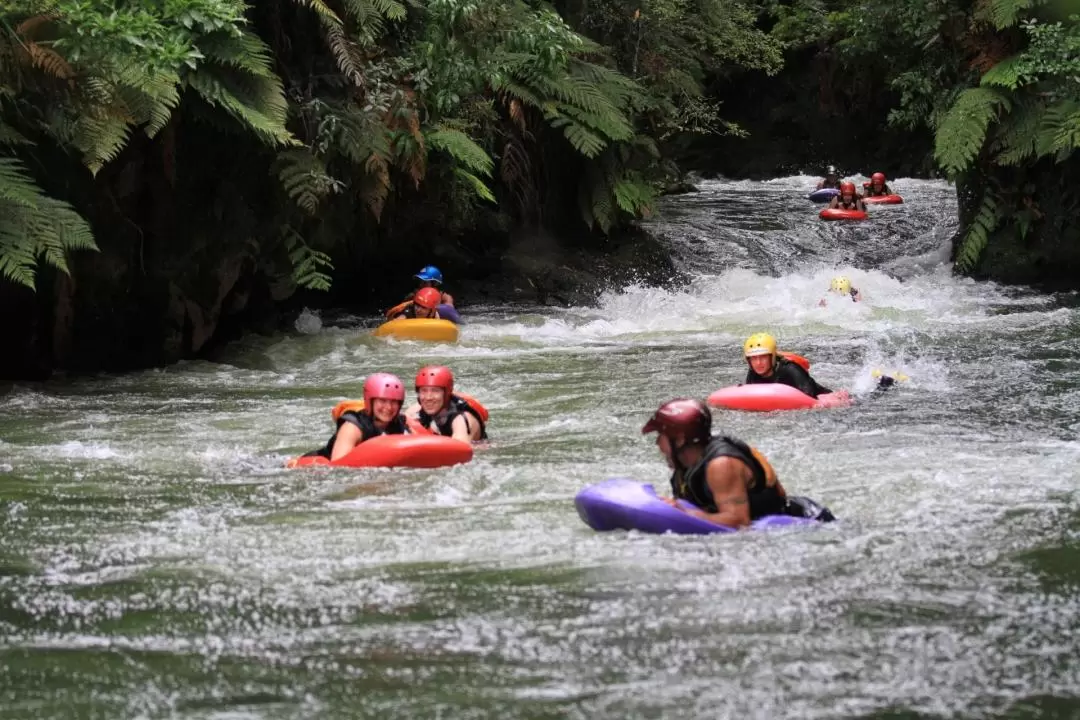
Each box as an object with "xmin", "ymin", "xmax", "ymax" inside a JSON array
[
  {"xmin": 830, "ymin": 276, "xmax": 852, "ymax": 294},
  {"xmin": 743, "ymin": 332, "xmax": 777, "ymax": 358}
]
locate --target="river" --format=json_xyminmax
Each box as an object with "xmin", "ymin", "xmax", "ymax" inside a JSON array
[{"xmin": 2, "ymin": 175, "xmax": 1079, "ymax": 718}]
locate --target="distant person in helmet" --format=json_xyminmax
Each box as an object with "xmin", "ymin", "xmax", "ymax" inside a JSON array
[
  {"xmin": 642, "ymin": 398, "xmax": 835, "ymax": 528},
  {"xmin": 828, "ymin": 182, "xmax": 866, "ymax": 211},
  {"xmin": 816, "ymin": 165, "xmax": 842, "ymax": 190},
  {"xmin": 818, "ymin": 275, "xmax": 862, "ymax": 306},
  {"xmin": 863, "ymin": 172, "xmax": 893, "ymax": 197},
  {"xmin": 391, "ymin": 287, "xmax": 443, "ymax": 320},
  {"xmin": 302, "ymin": 373, "xmax": 409, "ymax": 461},
  {"xmin": 742, "ymin": 332, "xmax": 839, "ymax": 400},
  {"xmin": 413, "ymin": 265, "xmax": 454, "ymax": 306},
  {"xmin": 406, "ymin": 366, "xmax": 487, "ymax": 442}
]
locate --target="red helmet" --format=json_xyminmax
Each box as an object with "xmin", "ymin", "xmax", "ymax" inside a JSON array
[
  {"xmin": 415, "ymin": 365, "xmax": 454, "ymax": 394},
  {"xmin": 641, "ymin": 398, "xmax": 712, "ymax": 444},
  {"xmin": 414, "ymin": 287, "xmax": 441, "ymax": 309},
  {"xmin": 363, "ymin": 372, "xmax": 405, "ymax": 409},
  {"xmin": 871, "ymin": 172, "xmax": 886, "ymax": 184},
  {"xmin": 840, "ymin": 181, "xmax": 856, "ymax": 194}
]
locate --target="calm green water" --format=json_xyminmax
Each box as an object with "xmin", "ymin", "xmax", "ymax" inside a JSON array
[{"xmin": 2, "ymin": 176, "xmax": 1079, "ymax": 719}]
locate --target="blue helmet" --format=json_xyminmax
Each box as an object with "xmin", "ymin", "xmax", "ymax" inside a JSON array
[{"xmin": 415, "ymin": 265, "xmax": 443, "ymax": 284}]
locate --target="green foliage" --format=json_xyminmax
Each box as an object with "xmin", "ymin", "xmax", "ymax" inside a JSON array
[
  {"xmin": 0, "ymin": 158, "xmax": 97, "ymax": 290},
  {"xmin": 934, "ymin": 88, "xmax": 1011, "ymax": 175},
  {"xmin": 954, "ymin": 189, "xmax": 1002, "ymax": 272},
  {"xmin": 283, "ymin": 227, "xmax": 334, "ymax": 291}
]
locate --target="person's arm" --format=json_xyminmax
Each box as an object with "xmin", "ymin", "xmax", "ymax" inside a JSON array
[
  {"xmin": 449, "ymin": 414, "xmax": 474, "ymax": 442},
  {"xmin": 679, "ymin": 457, "xmax": 753, "ymax": 528},
  {"xmin": 441, "ymin": 292, "xmax": 455, "ymax": 306},
  {"xmin": 828, "ymin": 196, "xmax": 840, "ymax": 209},
  {"xmin": 856, "ymin": 198, "xmax": 867, "ymax": 211},
  {"xmin": 779, "ymin": 363, "xmax": 829, "ymax": 397},
  {"xmin": 330, "ymin": 422, "xmax": 364, "ymax": 460},
  {"xmin": 403, "ymin": 402, "xmax": 421, "ymax": 420}
]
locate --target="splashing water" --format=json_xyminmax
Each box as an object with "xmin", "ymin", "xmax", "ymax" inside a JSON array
[{"xmin": 2, "ymin": 176, "xmax": 1079, "ymax": 718}]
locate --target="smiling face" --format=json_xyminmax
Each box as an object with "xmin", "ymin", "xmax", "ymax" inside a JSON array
[
  {"xmin": 748, "ymin": 354, "xmax": 774, "ymax": 376},
  {"xmin": 417, "ymin": 386, "xmax": 446, "ymax": 414},
  {"xmin": 414, "ymin": 304, "xmax": 437, "ymax": 318},
  {"xmin": 371, "ymin": 398, "xmax": 401, "ymax": 424}
]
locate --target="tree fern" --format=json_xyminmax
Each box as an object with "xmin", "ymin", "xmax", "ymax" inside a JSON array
[
  {"xmin": 934, "ymin": 87, "xmax": 1011, "ymax": 176},
  {"xmin": 1037, "ymin": 99, "xmax": 1080, "ymax": 162},
  {"xmin": 993, "ymin": 98, "xmax": 1043, "ymax": 165},
  {"xmin": 0, "ymin": 158, "xmax": 97, "ymax": 290},
  {"xmin": 975, "ymin": 0, "xmax": 1041, "ymax": 30},
  {"xmin": 426, "ymin": 126, "xmax": 494, "ymax": 176},
  {"xmin": 954, "ymin": 190, "xmax": 1001, "ymax": 273},
  {"xmin": 283, "ymin": 228, "xmax": 333, "ymax": 291},
  {"xmin": 275, "ymin": 149, "xmax": 340, "ymax": 215}
]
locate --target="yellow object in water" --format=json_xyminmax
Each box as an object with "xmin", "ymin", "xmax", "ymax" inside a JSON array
[
  {"xmin": 872, "ymin": 368, "xmax": 910, "ymax": 382},
  {"xmin": 373, "ymin": 318, "xmax": 459, "ymax": 343}
]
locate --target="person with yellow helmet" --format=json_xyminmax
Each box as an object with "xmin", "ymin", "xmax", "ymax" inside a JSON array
[
  {"xmin": 819, "ymin": 275, "xmax": 862, "ymax": 306},
  {"xmin": 742, "ymin": 332, "xmax": 834, "ymax": 399}
]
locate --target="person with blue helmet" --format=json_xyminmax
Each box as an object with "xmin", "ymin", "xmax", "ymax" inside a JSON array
[
  {"xmin": 414, "ymin": 265, "xmax": 453, "ymax": 306},
  {"xmin": 384, "ymin": 264, "xmax": 456, "ymax": 320}
]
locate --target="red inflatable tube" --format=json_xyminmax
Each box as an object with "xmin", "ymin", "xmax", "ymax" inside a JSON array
[
  {"xmin": 863, "ymin": 195, "xmax": 904, "ymax": 205},
  {"xmin": 288, "ymin": 434, "xmax": 473, "ymax": 469},
  {"xmin": 707, "ymin": 384, "xmax": 852, "ymax": 412},
  {"xmin": 819, "ymin": 208, "xmax": 867, "ymax": 221}
]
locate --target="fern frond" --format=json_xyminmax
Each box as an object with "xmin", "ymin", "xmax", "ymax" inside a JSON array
[
  {"xmin": 955, "ymin": 191, "xmax": 1001, "ymax": 272},
  {"xmin": 0, "ymin": 158, "xmax": 97, "ymax": 290},
  {"xmin": 274, "ymin": 149, "xmax": 337, "ymax": 215},
  {"xmin": 934, "ymin": 87, "xmax": 1011, "ymax": 176},
  {"xmin": 321, "ymin": 20, "xmax": 365, "ymax": 84},
  {"xmin": 283, "ymin": 228, "xmax": 333, "ymax": 291},
  {"xmin": 979, "ymin": 55, "xmax": 1027, "ymax": 90},
  {"xmin": 546, "ymin": 111, "xmax": 607, "ymax": 157},
  {"xmin": 426, "ymin": 127, "xmax": 493, "ymax": 176},
  {"xmin": 24, "ymin": 41, "xmax": 73, "ymax": 79},
  {"xmin": 361, "ymin": 153, "xmax": 391, "ymax": 219},
  {"xmin": 289, "ymin": 0, "xmax": 344, "ymax": 24},
  {"xmin": 453, "ymin": 168, "xmax": 496, "ymax": 203},
  {"xmin": 1037, "ymin": 100, "xmax": 1080, "ymax": 162},
  {"xmin": 70, "ymin": 112, "xmax": 134, "ymax": 176},
  {"xmin": 975, "ymin": 0, "xmax": 1036, "ymax": 30},
  {"xmin": 612, "ymin": 176, "xmax": 655, "ymax": 215},
  {"xmin": 0, "ymin": 119, "xmax": 27, "ymax": 146},
  {"xmin": 993, "ymin": 98, "xmax": 1042, "ymax": 165},
  {"xmin": 186, "ymin": 64, "xmax": 296, "ymax": 147}
]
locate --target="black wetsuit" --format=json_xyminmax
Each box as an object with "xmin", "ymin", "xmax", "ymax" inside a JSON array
[
  {"xmin": 417, "ymin": 395, "xmax": 488, "ymax": 440},
  {"xmin": 745, "ymin": 356, "xmax": 832, "ymax": 398},
  {"xmin": 304, "ymin": 411, "xmax": 407, "ymax": 459}
]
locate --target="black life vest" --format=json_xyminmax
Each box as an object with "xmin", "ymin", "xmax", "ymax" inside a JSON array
[
  {"xmin": 418, "ymin": 395, "xmax": 487, "ymax": 439},
  {"xmin": 671, "ymin": 436, "xmax": 787, "ymax": 519},
  {"xmin": 309, "ymin": 411, "xmax": 407, "ymax": 458}
]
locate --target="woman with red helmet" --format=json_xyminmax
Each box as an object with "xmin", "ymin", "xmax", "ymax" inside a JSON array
[
  {"xmin": 864, "ymin": 172, "xmax": 893, "ymax": 197},
  {"xmin": 300, "ymin": 373, "xmax": 409, "ymax": 461},
  {"xmin": 828, "ymin": 181, "xmax": 866, "ymax": 211},
  {"xmin": 385, "ymin": 266, "xmax": 455, "ymax": 319},
  {"xmin": 641, "ymin": 398, "xmax": 834, "ymax": 528},
  {"xmin": 390, "ymin": 287, "xmax": 443, "ymax": 320},
  {"xmin": 405, "ymin": 366, "xmax": 487, "ymax": 442}
]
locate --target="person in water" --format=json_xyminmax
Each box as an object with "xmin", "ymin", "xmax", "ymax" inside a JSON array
[
  {"xmin": 828, "ymin": 182, "xmax": 866, "ymax": 211},
  {"xmin": 743, "ymin": 332, "xmax": 837, "ymax": 399},
  {"xmin": 413, "ymin": 265, "xmax": 455, "ymax": 306},
  {"xmin": 642, "ymin": 398, "xmax": 834, "ymax": 528},
  {"xmin": 816, "ymin": 165, "xmax": 842, "ymax": 190},
  {"xmin": 863, "ymin": 172, "xmax": 893, "ymax": 196},
  {"xmin": 303, "ymin": 373, "xmax": 409, "ymax": 461},
  {"xmin": 819, "ymin": 275, "xmax": 862, "ymax": 306},
  {"xmin": 391, "ymin": 287, "xmax": 442, "ymax": 320},
  {"xmin": 405, "ymin": 365, "xmax": 487, "ymax": 442}
]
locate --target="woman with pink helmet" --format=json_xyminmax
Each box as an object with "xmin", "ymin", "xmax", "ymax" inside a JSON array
[{"xmin": 300, "ymin": 373, "xmax": 409, "ymax": 461}]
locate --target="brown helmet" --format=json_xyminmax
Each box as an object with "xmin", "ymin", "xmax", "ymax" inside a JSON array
[{"xmin": 641, "ymin": 398, "xmax": 712, "ymax": 444}]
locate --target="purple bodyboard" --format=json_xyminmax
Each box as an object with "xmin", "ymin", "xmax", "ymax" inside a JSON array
[
  {"xmin": 808, "ymin": 188, "xmax": 840, "ymax": 203},
  {"xmin": 574, "ymin": 478, "xmax": 821, "ymax": 535}
]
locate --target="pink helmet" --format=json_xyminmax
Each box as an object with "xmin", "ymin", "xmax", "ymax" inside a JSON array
[{"xmin": 362, "ymin": 373, "xmax": 405, "ymax": 409}]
